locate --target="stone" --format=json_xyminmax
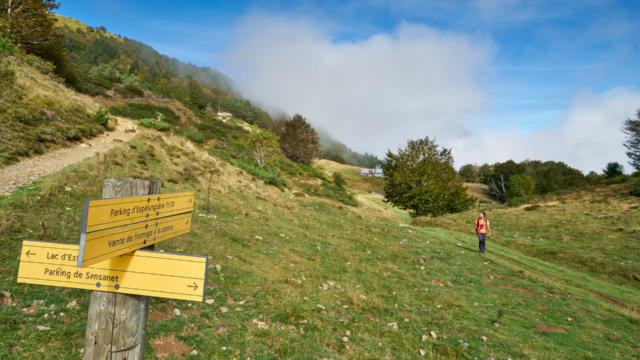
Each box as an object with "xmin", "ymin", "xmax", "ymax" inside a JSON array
[
  {"xmin": 255, "ymin": 235, "xmax": 263, "ymax": 240},
  {"xmin": 462, "ymin": 342, "xmax": 469, "ymax": 350},
  {"xmin": 419, "ymin": 349, "xmax": 426, "ymax": 356},
  {"xmin": 421, "ymin": 334, "xmax": 428, "ymax": 341},
  {"xmin": 492, "ymin": 322, "xmax": 500, "ymax": 327},
  {"xmin": 342, "ymin": 336, "xmax": 349, "ymax": 342},
  {"xmin": 429, "ymin": 330, "xmax": 437, "ymax": 339},
  {"xmin": 37, "ymin": 325, "xmax": 50, "ymax": 331},
  {"xmin": 190, "ymin": 349, "xmax": 198, "ymax": 355},
  {"xmin": 66, "ymin": 299, "xmax": 78, "ymax": 309},
  {"xmin": 446, "ymin": 282, "xmax": 453, "ymax": 288},
  {"xmin": 316, "ymin": 304, "xmax": 326, "ymax": 310},
  {"xmin": 480, "ymin": 336, "xmax": 488, "ymax": 342},
  {"xmin": 388, "ymin": 322, "xmax": 398, "ymax": 330},
  {"xmin": 173, "ymin": 308, "xmax": 181, "ymax": 316},
  {"xmin": 220, "ymin": 306, "xmax": 229, "ymax": 313},
  {"xmin": 205, "ymin": 299, "xmax": 215, "ymax": 304}
]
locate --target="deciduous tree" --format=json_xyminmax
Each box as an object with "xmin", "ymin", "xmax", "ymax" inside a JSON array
[
  {"xmin": 382, "ymin": 136, "xmax": 475, "ymax": 217},
  {"xmin": 623, "ymin": 109, "xmax": 640, "ymax": 171}
]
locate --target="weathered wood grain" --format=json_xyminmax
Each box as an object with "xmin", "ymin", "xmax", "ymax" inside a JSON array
[{"xmin": 84, "ymin": 178, "xmax": 161, "ymax": 360}]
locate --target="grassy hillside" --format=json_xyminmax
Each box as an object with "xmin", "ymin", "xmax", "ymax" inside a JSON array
[
  {"xmin": 413, "ymin": 187, "xmax": 640, "ymax": 289},
  {"xmin": 1, "ymin": 128, "xmax": 638, "ymax": 359},
  {"xmin": 0, "ymin": 43, "xmax": 106, "ymax": 168}
]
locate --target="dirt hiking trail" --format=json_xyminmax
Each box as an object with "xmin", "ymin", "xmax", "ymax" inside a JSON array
[{"xmin": 0, "ymin": 118, "xmax": 137, "ymax": 195}]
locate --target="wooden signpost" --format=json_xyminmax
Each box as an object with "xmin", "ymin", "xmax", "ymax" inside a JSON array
[{"xmin": 15, "ymin": 178, "xmax": 204, "ymax": 360}]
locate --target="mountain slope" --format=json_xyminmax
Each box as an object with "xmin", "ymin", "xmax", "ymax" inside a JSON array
[
  {"xmin": 0, "ymin": 46, "xmax": 106, "ymax": 168},
  {"xmin": 0, "ymin": 128, "xmax": 638, "ymax": 359}
]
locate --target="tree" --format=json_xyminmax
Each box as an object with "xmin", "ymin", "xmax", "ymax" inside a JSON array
[
  {"xmin": 0, "ymin": 0, "xmax": 77, "ymax": 85},
  {"xmin": 623, "ymin": 109, "xmax": 640, "ymax": 171},
  {"xmin": 507, "ymin": 174, "xmax": 535, "ymax": 199},
  {"xmin": 458, "ymin": 164, "xmax": 479, "ymax": 182},
  {"xmin": 248, "ymin": 131, "xmax": 279, "ymax": 166},
  {"xmin": 603, "ymin": 162, "xmax": 624, "ymax": 179},
  {"xmin": 274, "ymin": 114, "xmax": 320, "ymax": 165},
  {"xmin": 382, "ymin": 136, "xmax": 475, "ymax": 217}
]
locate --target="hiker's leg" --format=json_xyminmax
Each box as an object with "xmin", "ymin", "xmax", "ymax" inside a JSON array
[{"xmin": 479, "ymin": 233, "xmax": 486, "ymax": 253}]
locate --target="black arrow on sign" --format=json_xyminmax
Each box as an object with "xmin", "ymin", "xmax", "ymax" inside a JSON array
[
  {"xmin": 25, "ymin": 250, "xmax": 35, "ymax": 258},
  {"xmin": 187, "ymin": 282, "xmax": 198, "ymax": 291}
]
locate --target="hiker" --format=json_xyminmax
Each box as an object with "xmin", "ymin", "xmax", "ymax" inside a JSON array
[{"xmin": 475, "ymin": 212, "xmax": 491, "ymax": 253}]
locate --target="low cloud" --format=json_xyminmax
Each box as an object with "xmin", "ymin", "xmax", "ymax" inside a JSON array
[
  {"xmin": 451, "ymin": 87, "xmax": 640, "ymax": 173},
  {"xmin": 220, "ymin": 13, "xmax": 639, "ymax": 173},
  {"xmin": 220, "ymin": 12, "xmax": 490, "ymax": 154}
]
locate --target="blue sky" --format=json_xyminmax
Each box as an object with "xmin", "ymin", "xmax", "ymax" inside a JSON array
[{"xmin": 56, "ymin": 1, "xmax": 640, "ymax": 171}]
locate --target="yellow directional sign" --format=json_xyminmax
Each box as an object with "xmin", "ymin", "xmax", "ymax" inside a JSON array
[
  {"xmin": 78, "ymin": 212, "xmax": 192, "ymax": 267},
  {"xmin": 18, "ymin": 240, "xmax": 207, "ymax": 302},
  {"xmin": 82, "ymin": 191, "xmax": 194, "ymax": 233}
]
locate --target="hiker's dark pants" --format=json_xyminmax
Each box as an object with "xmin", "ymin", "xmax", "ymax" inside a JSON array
[{"xmin": 477, "ymin": 232, "xmax": 486, "ymax": 253}]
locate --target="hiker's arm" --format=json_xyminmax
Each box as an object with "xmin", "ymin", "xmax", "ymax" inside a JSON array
[{"xmin": 487, "ymin": 221, "xmax": 491, "ymax": 236}]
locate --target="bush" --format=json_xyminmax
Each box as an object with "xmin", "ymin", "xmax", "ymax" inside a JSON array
[
  {"xmin": 108, "ymin": 103, "xmax": 179, "ymax": 123},
  {"xmin": 139, "ymin": 118, "xmax": 170, "ymax": 132},
  {"xmin": 630, "ymin": 179, "xmax": 640, "ymax": 197},
  {"xmin": 0, "ymin": 59, "xmax": 15, "ymax": 89},
  {"xmin": 114, "ymin": 84, "xmax": 144, "ymax": 98},
  {"xmin": 0, "ymin": 37, "xmax": 18, "ymax": 55},
  {"xmin": 233, "ymin": 160, "xmax": 288, "ymax": 188},
  {"xmin": 94, "ymin": 107, "xmax": 110, "ymax": 127},
  {"xmin": 603, "ymin": 162, "xmax": 624, "ymax": 179},
  {"xmin": 333, "ymin": 172, "xmax": 346, "ymax": 188},
  {"xmin": 184, "ymin": 130, "xmax": 205, "ymax": 144}
]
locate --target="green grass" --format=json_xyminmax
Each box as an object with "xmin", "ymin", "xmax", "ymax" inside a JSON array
[
  {"xmin": 0, "ymin": 57, "xmax": 105, "ymax": 168},
  {"xmin": 0, "ymin": 131, "xmax": 638, "ymax": 359},
  {"xmin": 411, "ymin": 187, "xmax": 640, "ymax": 290}
]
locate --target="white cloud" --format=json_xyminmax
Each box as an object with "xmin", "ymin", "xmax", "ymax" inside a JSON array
[
  {"xmin": 451, "ymin": 87, "xmax": 640, "ymax": 173},
  {"xmin": 220, "ymin": 12, "xmax": 490, "ymax": 155},
  {"xmin": 220, "ymin": 12, "xmax": 640, "ymax": 174}
]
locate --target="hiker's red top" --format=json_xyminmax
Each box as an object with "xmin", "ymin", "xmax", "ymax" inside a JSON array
[{"xmin": 476, "ymin": 218, "xmax": 489, "ymax": 234}]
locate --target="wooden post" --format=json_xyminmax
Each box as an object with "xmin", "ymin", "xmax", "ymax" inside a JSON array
[{"xmin": 84, "ymin": 179, "xmax": 161, "ymax": 360}]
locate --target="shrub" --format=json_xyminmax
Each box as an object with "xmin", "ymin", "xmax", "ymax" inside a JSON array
[
  {"xmin": 248, "ymin": 131, "xmax": 279, "ymax": 166},
  {"xmin": 139, "ymin": 118, "xmax": 170, "ymax": 132},
  {"xmin": 0, "ymin": 59, "xmax": 15, "ymax": 88},
  {"xmin": 333, "ymin": 172, "xmax": 346, "ymax": 188},
  {"xmin": 114, "ymin": 84, "xmax": 144, "ymax": 98},
  {"xmin": 603, "ymin": 162, "xmax": 624, "ymax": 179},
  {"xmin": 184, "ymin": 130, "xmax": 205, "ymax": 144},
  {"xmin": 94, "ymin": 107, "xmax": 110, "ymax": 127},
  {"xmin": 108, "ymin": 103, "xmax": 179, "ymax": 123},
  {"xmin": 233, "ymin": 160, "xmax": 288, "ymax": 188},
  {"xmin": 630, "ymin": 179, "xmax": 640, "ymax": 197},
  {"xmin": 0, "ymin": 37, "xmax": 18, "ymax": 55}
]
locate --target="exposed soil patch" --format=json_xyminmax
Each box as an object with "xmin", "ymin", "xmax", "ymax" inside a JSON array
[
  {"xmin": 148, "ymin": 309, "xmax": 172, "ymax": 322},
  {"xmin": 536, "ymin": 304, "xmax": 550, "ymax": 310},
  {"xmin": 588, "ymin": 290, "xmax": 639, "ymax": 314},
  {"xmin": 149, "ymin": 335, "xmax": 190, "ymax": 359},
  {"xmin": 534, "ymin": 324, "xmax": 567, "ymax": 333}
]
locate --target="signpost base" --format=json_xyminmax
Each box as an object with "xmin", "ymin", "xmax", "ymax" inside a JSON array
[{"xmin": 83, "ymin": 179, "xmax": 161, "ymax": 360}]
